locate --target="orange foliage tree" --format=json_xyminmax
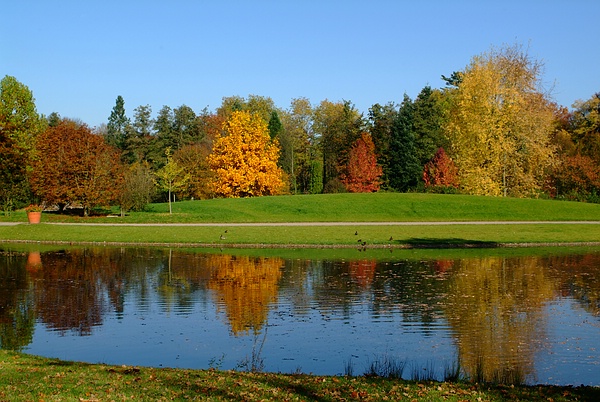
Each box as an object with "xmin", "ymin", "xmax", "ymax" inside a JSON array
[
  {"xmin": 341, "ymin": 132, "xmax": 382, "ymax": 192},
  {"xmin": 29, "ymin": 120, "xmax": 123, "ymax": 214},
  {"xmin": 552, "ymin": 154, "xmax": 600, "ymax": 200},
  {"xmin": 208, "ymin": 110, "xmax": 285, "ymax": 197},
  {"xmin": 422, "ymin": 147, "xmax": 459, "ymax": 190}
]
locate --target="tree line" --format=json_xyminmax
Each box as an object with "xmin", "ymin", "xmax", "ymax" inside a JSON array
[{"xmin": 1, "ymin": 43, "xmax": 599, "ymax": 215}]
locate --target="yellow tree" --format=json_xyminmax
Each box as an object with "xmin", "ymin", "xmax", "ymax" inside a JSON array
[
  {"xmin": 155, "ymin": 148, "xmax": 190, "ymax": 214},
  {"xmin": 445, "ymin": 44, "xmax": 555, "ymax": 197},
  {"xmin": 209, "ymin": 110, "xmax": 285, "ymax": 197}
]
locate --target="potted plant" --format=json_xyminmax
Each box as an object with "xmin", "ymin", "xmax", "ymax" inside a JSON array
[{"xmin": 25, "ymin": 204, "xmax": 43, "ymax": 224}]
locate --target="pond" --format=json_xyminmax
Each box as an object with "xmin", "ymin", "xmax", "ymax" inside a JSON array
[{"xmin": 1, "ymin": 246, "xmax": 599, "ymax": 386}]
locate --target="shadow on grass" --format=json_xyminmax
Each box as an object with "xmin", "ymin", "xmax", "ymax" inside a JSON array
[
  {"xmin": 44, "ymin": 207, "xmax": 113, "ymax": 218},
  {"xmin": 402, "ymin": 238, "xmax": 500, "ymax": 249}
]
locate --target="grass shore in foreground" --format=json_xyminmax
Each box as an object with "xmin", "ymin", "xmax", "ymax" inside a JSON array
[{"xmin": 1, "ymin": 350, "xmax": 598, "ymax": 401}]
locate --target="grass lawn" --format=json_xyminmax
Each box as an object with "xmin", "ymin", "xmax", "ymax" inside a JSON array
[
  {"xmin": 1, "ymin": 350, "xmax": 598, "ymax": 401},
  {"xmin": 1, "ymin": 194, "xmax": 599, "ymax": 247},
  {"xmin": 1, "ymin": 221, "xmax": 599, "ymax": 248}
]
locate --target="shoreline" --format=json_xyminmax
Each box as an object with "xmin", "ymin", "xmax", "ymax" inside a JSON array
[{"xmin": 3, "ymin": 238, "xmax": 600, "ymax": 249}]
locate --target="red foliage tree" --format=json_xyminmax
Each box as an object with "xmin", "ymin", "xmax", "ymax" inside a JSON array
[
  {"xmin": 552, "ymin": 154, "xmax": 600, "ymax": 200},
  {"xmin": 30, "ymin": 120, "xmax": 124, "ymax": 214},
  {"xmin": 422, "ymin": 147, "xmax": 459, "ymax": 190},
  {"xmin": 341, "ymin": 132, "xmax": 383, "ymax": 192}
]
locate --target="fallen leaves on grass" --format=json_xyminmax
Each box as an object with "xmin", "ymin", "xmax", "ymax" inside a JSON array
[{"xmin": 1, "ymin": 351, "xmax": 599, "ymax": 401}]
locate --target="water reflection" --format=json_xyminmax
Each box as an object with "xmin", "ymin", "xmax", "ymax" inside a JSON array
[{"xmin": 1, "ymin": 246, "xmax": 599, "ymax": 386}]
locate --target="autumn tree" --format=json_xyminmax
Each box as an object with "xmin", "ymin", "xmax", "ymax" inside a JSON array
[
  {"xmin": 119, "ymin": 162, "xmax": 156, "ymax": 213},
  {"xmin": 0, "ymin": 75, "xmax": 45, "ymax": 209},
  {"xmin": 155, "ymin": 148, "xmax": 190, "ymax": 214},
  {"xmin": 217, "ymin": 95, "xmax": 277, "ymax": 125},
  {"xmin": 30, "ymin": 120, "xmax": 124, "ymax": 215},
  {"xmin": 570, "ymin": 92, "xmax": 600, "ymax": 164},
  {"xmin": 208, "ymin": 111, "xmax": 285, "ymax": 197},
  {"xmin": 280, "ymin": 97, "xmax": 318, "ymax": 194},
  {"xmin": 313, "ymin": 100, "xmax": 363, "ymax": 192},
  {"xmin": 173, "ymin": 143, "xmax": 214, "ymax": 200},
  {"xmin": 423, "ymin": 147, "xmax": 459, "ymax": 191},
  {"xmin": 445, "ymin": 44, "xmax": 556, "ymax": 197},
  {"xmin": 341, "ymin": 133, "xmax": 382, "ymax": 192},
  {"xmin": 552, "ymin": 154, "xmax": 600, "ymax": 201},
  {"xmin": 549, "ymin": 93, "xmax": 600, "ymax": 201},
  {"xmin": 215, "ymin": 95, "xmax": 277, "ymax": 129}
]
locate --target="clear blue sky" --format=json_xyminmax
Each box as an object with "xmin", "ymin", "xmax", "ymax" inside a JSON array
[{"xmin": 2, "ymin": 0, "xmax": 598, "ymax": 128}]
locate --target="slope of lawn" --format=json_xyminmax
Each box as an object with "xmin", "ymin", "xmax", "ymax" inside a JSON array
[
  {"xmin": 128, "ymin": 193, "xmax": 600, "ymax": 222},
  {"xmin": 3, "ymin": 193, "xmax": 600, "ymax": 223}
]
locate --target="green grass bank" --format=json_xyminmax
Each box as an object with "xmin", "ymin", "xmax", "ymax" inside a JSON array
[
  {"xmin": 1, "ymin": 194, "xmax": 599, "ymax": 248},
  {"xmin": 1, "ymin": 350, "xmax": 598, "ymax": 401}
]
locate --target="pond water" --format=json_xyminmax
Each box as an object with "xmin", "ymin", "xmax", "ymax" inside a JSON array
[{"xmin": 1, "ymin": 246, "xmax": 599, "ymax": 386}]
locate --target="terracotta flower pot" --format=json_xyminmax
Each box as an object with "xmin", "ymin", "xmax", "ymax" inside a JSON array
[{"xmin": 27, "ymin": 211, "xmax": 42, "ymax": 224}]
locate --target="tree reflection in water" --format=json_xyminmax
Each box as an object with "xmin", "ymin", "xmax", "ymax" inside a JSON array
[
  {"xmin": 207, "ymin": 254, "xmax": 283, "ymax": 336},
  {"xmin": 0, "ymin": 247, "xmax": 599, "ymax": 385},
  {"xmin": 444, "ymin": 257, "xmax": 555, "ymax": 383}
]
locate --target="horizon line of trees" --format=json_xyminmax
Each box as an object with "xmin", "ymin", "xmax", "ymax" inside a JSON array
[{"xmin": 1, "ymin": 43, "xmax": 599, "ymax": 215}]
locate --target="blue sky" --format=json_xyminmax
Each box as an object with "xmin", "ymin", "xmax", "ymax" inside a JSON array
[{"xmin": 2, "ymin": 1, "xmax": 598, "ymax": 128}]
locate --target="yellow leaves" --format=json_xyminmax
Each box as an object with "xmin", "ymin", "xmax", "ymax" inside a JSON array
[
  {"xmin": 209, "ymin": 111, "xmax": 285, "ymax": 198},
  {"xmin": 446, "ymin": 44, "xmax": 555, "ymax": 197}
]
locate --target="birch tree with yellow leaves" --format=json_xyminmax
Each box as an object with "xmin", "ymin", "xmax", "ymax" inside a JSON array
[
  {"xmin": 445, "ymin": 44, "xmax": 556, "ymax": 197},
  {"xmin": 209, "ymin": 110, "xmax": 285, "ymax": 197}
]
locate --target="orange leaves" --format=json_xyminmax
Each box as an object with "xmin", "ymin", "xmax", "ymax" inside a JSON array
[
  {"xmin": 423, "ymin": 147, "xmax": 459, "ymax": 189},
  {"xmin": 208, "ymin": 111, "xmax": 285, "ymax": 198},
  {"xmin": 446, "ymin": 44, "xmax": 555, "ymax": 197},
  {"xmin": 30, "ymin": 120, "xmax": 123, "ymax": 213},
  {"xmin": 341, "ymin": 133, "xmax": 382, "ymax": 193}
]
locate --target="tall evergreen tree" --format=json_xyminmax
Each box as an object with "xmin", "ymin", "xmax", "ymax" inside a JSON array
[
  {"xmin": 368, "ymin": 102, "xmax": 398, "ymax": 188},
  {"xmin": 412, "ymin": 86, "xmax": 449, "ymax": 166},
  {"xmin": 125, "ymin": 105, "xmax": 153, "ymax": 164},
  {"xmin": 388, "ymin": 95, "xmax": 421, "ymax": 192},
  {"xmin": 47, "ymin": 112, "xmax": 61, "ymax": 127},
  {"xmin": 150, "ymin": 105, "xmax": 174, "ymax": 167},
  {"xmin": 106, "ymin": 95, "xmax": 130, "ymax": 151},
  {"xmin": 267, "ymin": 110, "xmax": 283, "ymax": 139},
  {"xmin": 172, "ymin": 104, "xmax": 201, "ymax": 147}
]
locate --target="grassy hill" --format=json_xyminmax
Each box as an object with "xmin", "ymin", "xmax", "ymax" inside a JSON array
[
  {"xmin": 1, "ymin": 194, "xmax": 599, "ymax": 248},
  {"xmin": 141, "ymin": 193, "xmax": 600, "ymax": 223},
  {"xmin": 48, "ymin": 193, "xmax": 600, "ymax": 223}
]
